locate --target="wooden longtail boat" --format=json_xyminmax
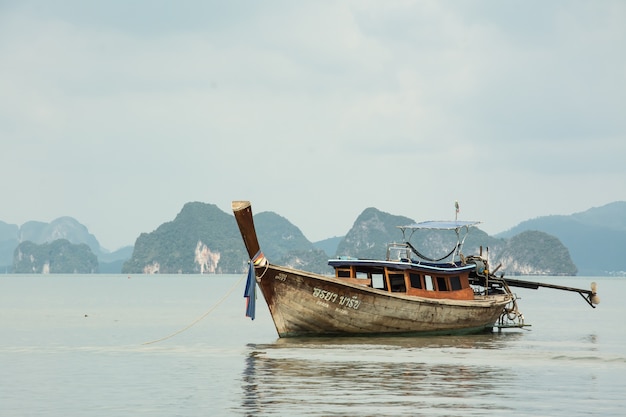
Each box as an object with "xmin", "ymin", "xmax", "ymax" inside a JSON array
[{"xmin": 232, "ymin": 201, "xmax": 599, "ymax": 338}]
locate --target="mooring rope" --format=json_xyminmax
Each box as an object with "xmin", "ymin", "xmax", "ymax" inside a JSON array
[{"xmin": 142, "ymin": 273, "xmax": 247, "ymax": 345}]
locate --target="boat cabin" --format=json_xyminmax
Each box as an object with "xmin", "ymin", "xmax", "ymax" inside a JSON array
[
  {"xmin": 329, "ymin": 244, "xmax": 477, "ymax": 301},
  {"xmin": 329, "ymin": 220, "xmax": 483, "ymax": 301}
]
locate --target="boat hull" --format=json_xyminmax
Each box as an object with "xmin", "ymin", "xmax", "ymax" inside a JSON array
[{"xmin": 255, "ymin": 264, "xmax": 511, "ymax": 337}]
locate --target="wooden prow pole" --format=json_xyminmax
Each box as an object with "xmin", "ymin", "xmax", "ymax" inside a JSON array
[{"xmin": 232, "ymin": 200, "xmax": 262, "ymax": 260}]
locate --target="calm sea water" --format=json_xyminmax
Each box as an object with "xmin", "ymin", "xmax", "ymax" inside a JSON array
[{"xmin": 1, "ymin": 274, "xmax": 624, "ymax": 416}]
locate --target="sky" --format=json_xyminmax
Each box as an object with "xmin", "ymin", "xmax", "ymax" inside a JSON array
[{"xmin": 1, "ymin": 1, "xmax": 625, "ymax": 251}]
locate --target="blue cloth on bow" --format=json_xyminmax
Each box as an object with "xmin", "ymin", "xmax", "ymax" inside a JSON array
[{"xmin": 244, "ymin": 262, "xmax": 256, "ymax": 320}]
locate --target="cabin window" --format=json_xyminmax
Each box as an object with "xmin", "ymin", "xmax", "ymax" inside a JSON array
[
  {"xmin": 425, "ymin": 275, "xmax": 435, "ymax": 291},
  {"xmin": 437, "ymin": 277, "xmax": 449, "ymax": 291},
  {"xmin": 372, "ymin": 273, "xmax": 386, "ymax": 290},
  {"xmin": 409, "ymin": 272, "xmax": 422, "ymax": 289},
  {"xmin": 356, "ymin": 271, "xmax": 369, "ymax": 279},
  {"xmin": 450, "ymin": 276, "xmax": 462, "ymax": 291},
  {"xmin": 337, "ymin": 268, "xmax": 351, "ymax": 278},
  {"xmin": 388, "ymin": 273, "xmax": 406, "ymax": 293}
]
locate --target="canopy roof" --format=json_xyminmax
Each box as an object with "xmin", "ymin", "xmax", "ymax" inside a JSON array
[{"xmin": 399, "ymin": 220, "xmax": 481, "ymax": 230}]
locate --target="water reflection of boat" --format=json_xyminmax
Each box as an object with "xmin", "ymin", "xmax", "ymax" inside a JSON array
[
  {"xmin": 232, "ymin": 201, "xmax": 598, "ymax": 338},
  {"xmin": 239, "ymin": 335, "xmax": 520, "ymax": 416}
]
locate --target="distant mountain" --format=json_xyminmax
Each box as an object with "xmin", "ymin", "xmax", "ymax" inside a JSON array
[
  {"xmin": 0, "ymin": 217, "xmax": 130, "ymax": 273},
  {"xmin": 496, "ymin": 201, "xmax": 626, "ymax": 275},
  {"xmin": 5, "ymin": 200, "xmax": 621, "ymax": 276},
  {"xmin": 122, "ymin": 202, "xmax": 329, "ymax": 274},
  {"xmin": 491, "ymin": 231, "xmax": 577, "ymax": 276},
  {"xmin": 336, "ymin": 208, "xmax": 414, "ymax": 259},
  {"xmin": 335, "ymin": 207, "xmax": 576, "ymax": 276},
  {"xmin": 13, "ymin": 239, "xmax": 98, "ymax": 273},
  {"xmin": 19, "ymin": 217, "xmax": 102, "ymax": 254},
  {"xmin": 122, "ymin": 202, "xmax": 246, "ymax": 274}
]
